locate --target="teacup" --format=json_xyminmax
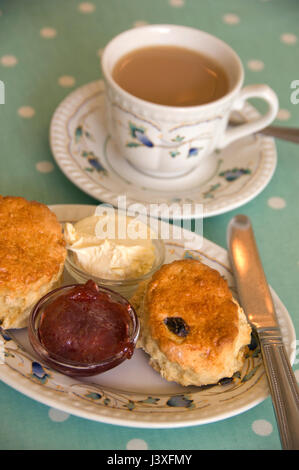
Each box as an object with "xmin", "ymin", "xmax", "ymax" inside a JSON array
[{"xmin": 101, "ymin": 24, "xmax": 278, "ymax": 179}]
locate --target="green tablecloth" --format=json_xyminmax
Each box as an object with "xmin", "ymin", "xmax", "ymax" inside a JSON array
[{"xmin": 0, "ymin": 0, "xmax": 298, "ymax": 450}]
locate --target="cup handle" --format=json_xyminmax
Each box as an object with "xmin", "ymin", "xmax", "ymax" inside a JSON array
[{"xmin": 218, "ymin": 84, "xmax": 279, "ymax": 148}]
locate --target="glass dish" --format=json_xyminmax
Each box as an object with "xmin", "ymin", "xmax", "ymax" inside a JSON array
[
  {"xmin": 28, "ymin": 283, "xmax": 140, "ymax": 377},
  {"xmin": 64, "ymin": 238, "xmax": 165, "ymax": 299}
]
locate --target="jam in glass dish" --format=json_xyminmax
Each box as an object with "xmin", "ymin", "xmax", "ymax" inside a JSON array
[{"xmin": 28, "ymin": 280, "xmax": 140, "ymax": 377}]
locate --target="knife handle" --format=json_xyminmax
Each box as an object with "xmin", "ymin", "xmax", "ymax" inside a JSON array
[
  {"xmin": 259, "ymin": 331, "xmax": 299, "ymax": 450},
  {"xmin": 227, "ymin": 215, "xmax": 299, "ymax": 449}
]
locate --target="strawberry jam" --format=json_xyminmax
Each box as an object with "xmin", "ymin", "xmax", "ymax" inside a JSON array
[{"xmin": 38, "ymin": 280, "xmax": 134, "ymax": 364}]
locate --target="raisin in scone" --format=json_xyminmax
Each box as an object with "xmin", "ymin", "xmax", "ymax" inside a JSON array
[{"xmin": 131, "ymin": 258, "xmax": 251, "ymax": 386}]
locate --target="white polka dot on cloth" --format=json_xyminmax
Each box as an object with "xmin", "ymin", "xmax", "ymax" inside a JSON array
[
  {"xmin": 222, "ymin": 13, "xmax": 240, "ymax": 24},
  {"xmin": 252, "ymin": 419, "xmax": 273, "ymax": 436},
  {"xmin": 276, "ymin": 109, "xmax": 291, "ymax": 121},
  {"xmin": 267, "ymin": 197, "xmax": 286, "ymax": 210},
  {"xmin": 126, "ymin": 439, "xmax": 148, "ymax": 450},
  {"xmin": 169, "ymin": 0, "xmax": 185, "ymax": 7},
  {"xmin": 1, "ymin": 55, "xmax": 18, "ymax": 67},
  {"xmin": 78, "ymin": 2, "xmax": 96, "ymax": 13},
  {"xmin": 48, "ymin": 408, "xmax": 70, "ymax": 422},
  {"xmin": 133, "ymin": 20, "xmax": 149, "ymax": 28},
  {"xmin": 58, "ymin": 75, "xmax": 76, "ymax": 87},
  {"xmin": 280, "ymin": 33, "xmax": 297, "ymax": 45},
  {"xmin": 18, "ymin": 106, "xmax": 35, "ymax": 118},
  {"xmin": 36, "ymin": 161, "xmax": 54, "ymax": 173},
  {"xmin": 247, "ymin": 60, "xmax": 265, "ymax": 71},
  {"xmin": 40, "ymin": 27, "xmax": 57, "ymax": 39}
]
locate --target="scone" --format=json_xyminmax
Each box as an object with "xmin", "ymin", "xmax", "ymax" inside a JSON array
[
  {"xmin": 0, "ymin": 196, "xmax": 66, "ymax": 329},
  {"xmin": 131, "ymin": 258, "xmax": 252, "ymax": 386}
]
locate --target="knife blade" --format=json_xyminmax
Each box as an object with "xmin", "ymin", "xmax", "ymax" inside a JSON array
[{"xmin": 227, "ymin": 214, "xmax": 299, "ymax": 450}]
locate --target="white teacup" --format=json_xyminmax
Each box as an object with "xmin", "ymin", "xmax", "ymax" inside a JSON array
[{"xmin": 101, "ymin": 25, "xmax": 278, "ymax": 179}]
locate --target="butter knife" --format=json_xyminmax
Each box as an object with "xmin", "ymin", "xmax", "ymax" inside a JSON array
[{"xmin": 227, "ymin": 214, "xmax": 299, "ymax": 450}]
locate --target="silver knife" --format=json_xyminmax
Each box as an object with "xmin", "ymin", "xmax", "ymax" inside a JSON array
[{"xmin": 227, "ymin": 214, "xmax": 299, "ymax": 450}]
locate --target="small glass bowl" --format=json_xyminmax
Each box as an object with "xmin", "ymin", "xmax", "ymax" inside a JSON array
[
  {"xmin": 64, "ymin": 238, "xmax": 165, "ymax": 299},
  {"xmin": 28, "ymin": 283, "xmax": 140, "ymax": 377}
]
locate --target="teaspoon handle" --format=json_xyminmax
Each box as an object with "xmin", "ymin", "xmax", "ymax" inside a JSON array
[{"xmin": 259, "ymin": 126, "xmax": 299, "ymax": 144}]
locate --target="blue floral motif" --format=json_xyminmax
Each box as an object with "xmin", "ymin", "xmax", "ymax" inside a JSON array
[
  {"xmin": 75, "ymin": 125, "xmax": 83, "ymax": 142},
  {"xmin": 219, "ymin": 168, "xmax": 251, "ymax": 182},
  {"xmin": 171, "ymin": 135, "xmax": 185, "ymax": 142},
  {"xmin": 166, "ymin": 395, "xmax": 194, "ymax": 408},
  {"xmin": 203, "ymin": 183, "xmax": 221, "ymax": 199},
  {"xmin": 85, "ymin": 392, "xmax": 102, "ymax": 400},
  {"xmin": 170, "ymin": 150, "xmax": 180, "ymax": 158},
  {"xmin": 88, "ymin": 157, "xmax": 106, "ymax": 172},
  {"xmin": 187, "ymin": 147, "xmax": 202, "ymax": 158},
  {"xmin": 127, "ymin": 122, "xmax": 154, "ymax": 148},
  {"xmin": 81, "ymin": 151, "xmax": 107, "ymax": 174},
  {"xmin": 31, "ymin": 361, "xmax": 50, "ymax": 384},
  {"xmin": 0, "ymin": 328, "xmax": 12, "ymax": 341},
  {"xmin": 184, "ymin": 251, "xmax": 201, "ymax": 261},
  {"xmin": 241, "ymin": 366, "xmax": 260, "ymax": 383},
  {"xmin": 125, "ymin": 400, "xmax": 135, "ymax": 411},
  {"xmin": 138, "ymin": 396, "xmax": 160, "ymax": 405},
  {"xmin": 75, "ymin": 125, "xmax": 94, "ymax": 142},
  {"xmin": 135, "ymin": 130, "xmax": 154, "ymax": 147}
]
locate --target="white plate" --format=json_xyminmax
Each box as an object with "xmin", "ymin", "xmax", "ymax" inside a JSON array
[
  {"xmin": 0, "ymin": 204, "xmax": 295, "ymax": 428},
  {"xmin": 50, "ymin": 81, "xmax": 277, "ymax": 219}
]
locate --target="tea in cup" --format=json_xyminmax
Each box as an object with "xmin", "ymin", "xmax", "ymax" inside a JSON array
[{"xmin": 101, "ymin": 25, "xmax": 278, "ymax": 179}]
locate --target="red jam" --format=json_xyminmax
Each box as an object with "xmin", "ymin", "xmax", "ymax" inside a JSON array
[{"xmin": 38, "ymin": 280, "xmax": 134, "ymax": 364}]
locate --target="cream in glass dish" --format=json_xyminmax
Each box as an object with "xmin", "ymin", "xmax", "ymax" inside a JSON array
[{"xmin": 64, "ymin": 210, "xmax": 165, "ymax": 298}]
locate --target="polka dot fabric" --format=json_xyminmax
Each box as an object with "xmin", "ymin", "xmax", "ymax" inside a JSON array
[
  {"xmin": 1, "ymin": 55, "xmax": 18, "ymax": 67},
  {"xmin": 0, "ymin": 0, "xmax": 298, "ymax": 451},
  {"xmin": 40, "ymin": 27, "xmax": 57, "ymax": 39}
]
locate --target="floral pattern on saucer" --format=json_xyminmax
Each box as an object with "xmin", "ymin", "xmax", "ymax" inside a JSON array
[{"xmin": 73, "ymin": 123, "xmax": 107, "ymax": 175}]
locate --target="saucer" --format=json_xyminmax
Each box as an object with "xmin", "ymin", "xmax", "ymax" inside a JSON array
[{"xmin": 50, "ymin": 80, "xmax": 277, "ymax": 218}]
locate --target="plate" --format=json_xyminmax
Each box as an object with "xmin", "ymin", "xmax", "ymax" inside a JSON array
[
  {"xmin": 0, "ymin": 204, "xmax": 296, "ymax": 429},
  {"xmin": 50, "ymin": 81, "xmax": 277, "ymax": 219}
]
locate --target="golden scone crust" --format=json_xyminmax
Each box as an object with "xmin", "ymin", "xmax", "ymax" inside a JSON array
[
  {"xmin": 131, "ymin": 259, "xmax": 252, "ymax": 386},
  {"xmin": 0, "ymin": 196, "xmax": 66, "ymax": 329}
]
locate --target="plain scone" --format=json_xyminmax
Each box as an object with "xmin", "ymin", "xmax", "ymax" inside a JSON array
[
  {"xmin": 0, "ymin": 196, "xmax": 66, "ymax": 329},
  {"xmin": 131, "ymin": 258, "xmax": 252, "ymax": 386}
]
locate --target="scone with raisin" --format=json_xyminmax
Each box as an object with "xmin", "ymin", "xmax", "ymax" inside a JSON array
[
  {"xmin": 0, "ymin": 196, "xmax": 66, "ymax": 329},
  {"xmin": 131, "ymin": 258, "xmax": 251, "ymax": 386}
]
